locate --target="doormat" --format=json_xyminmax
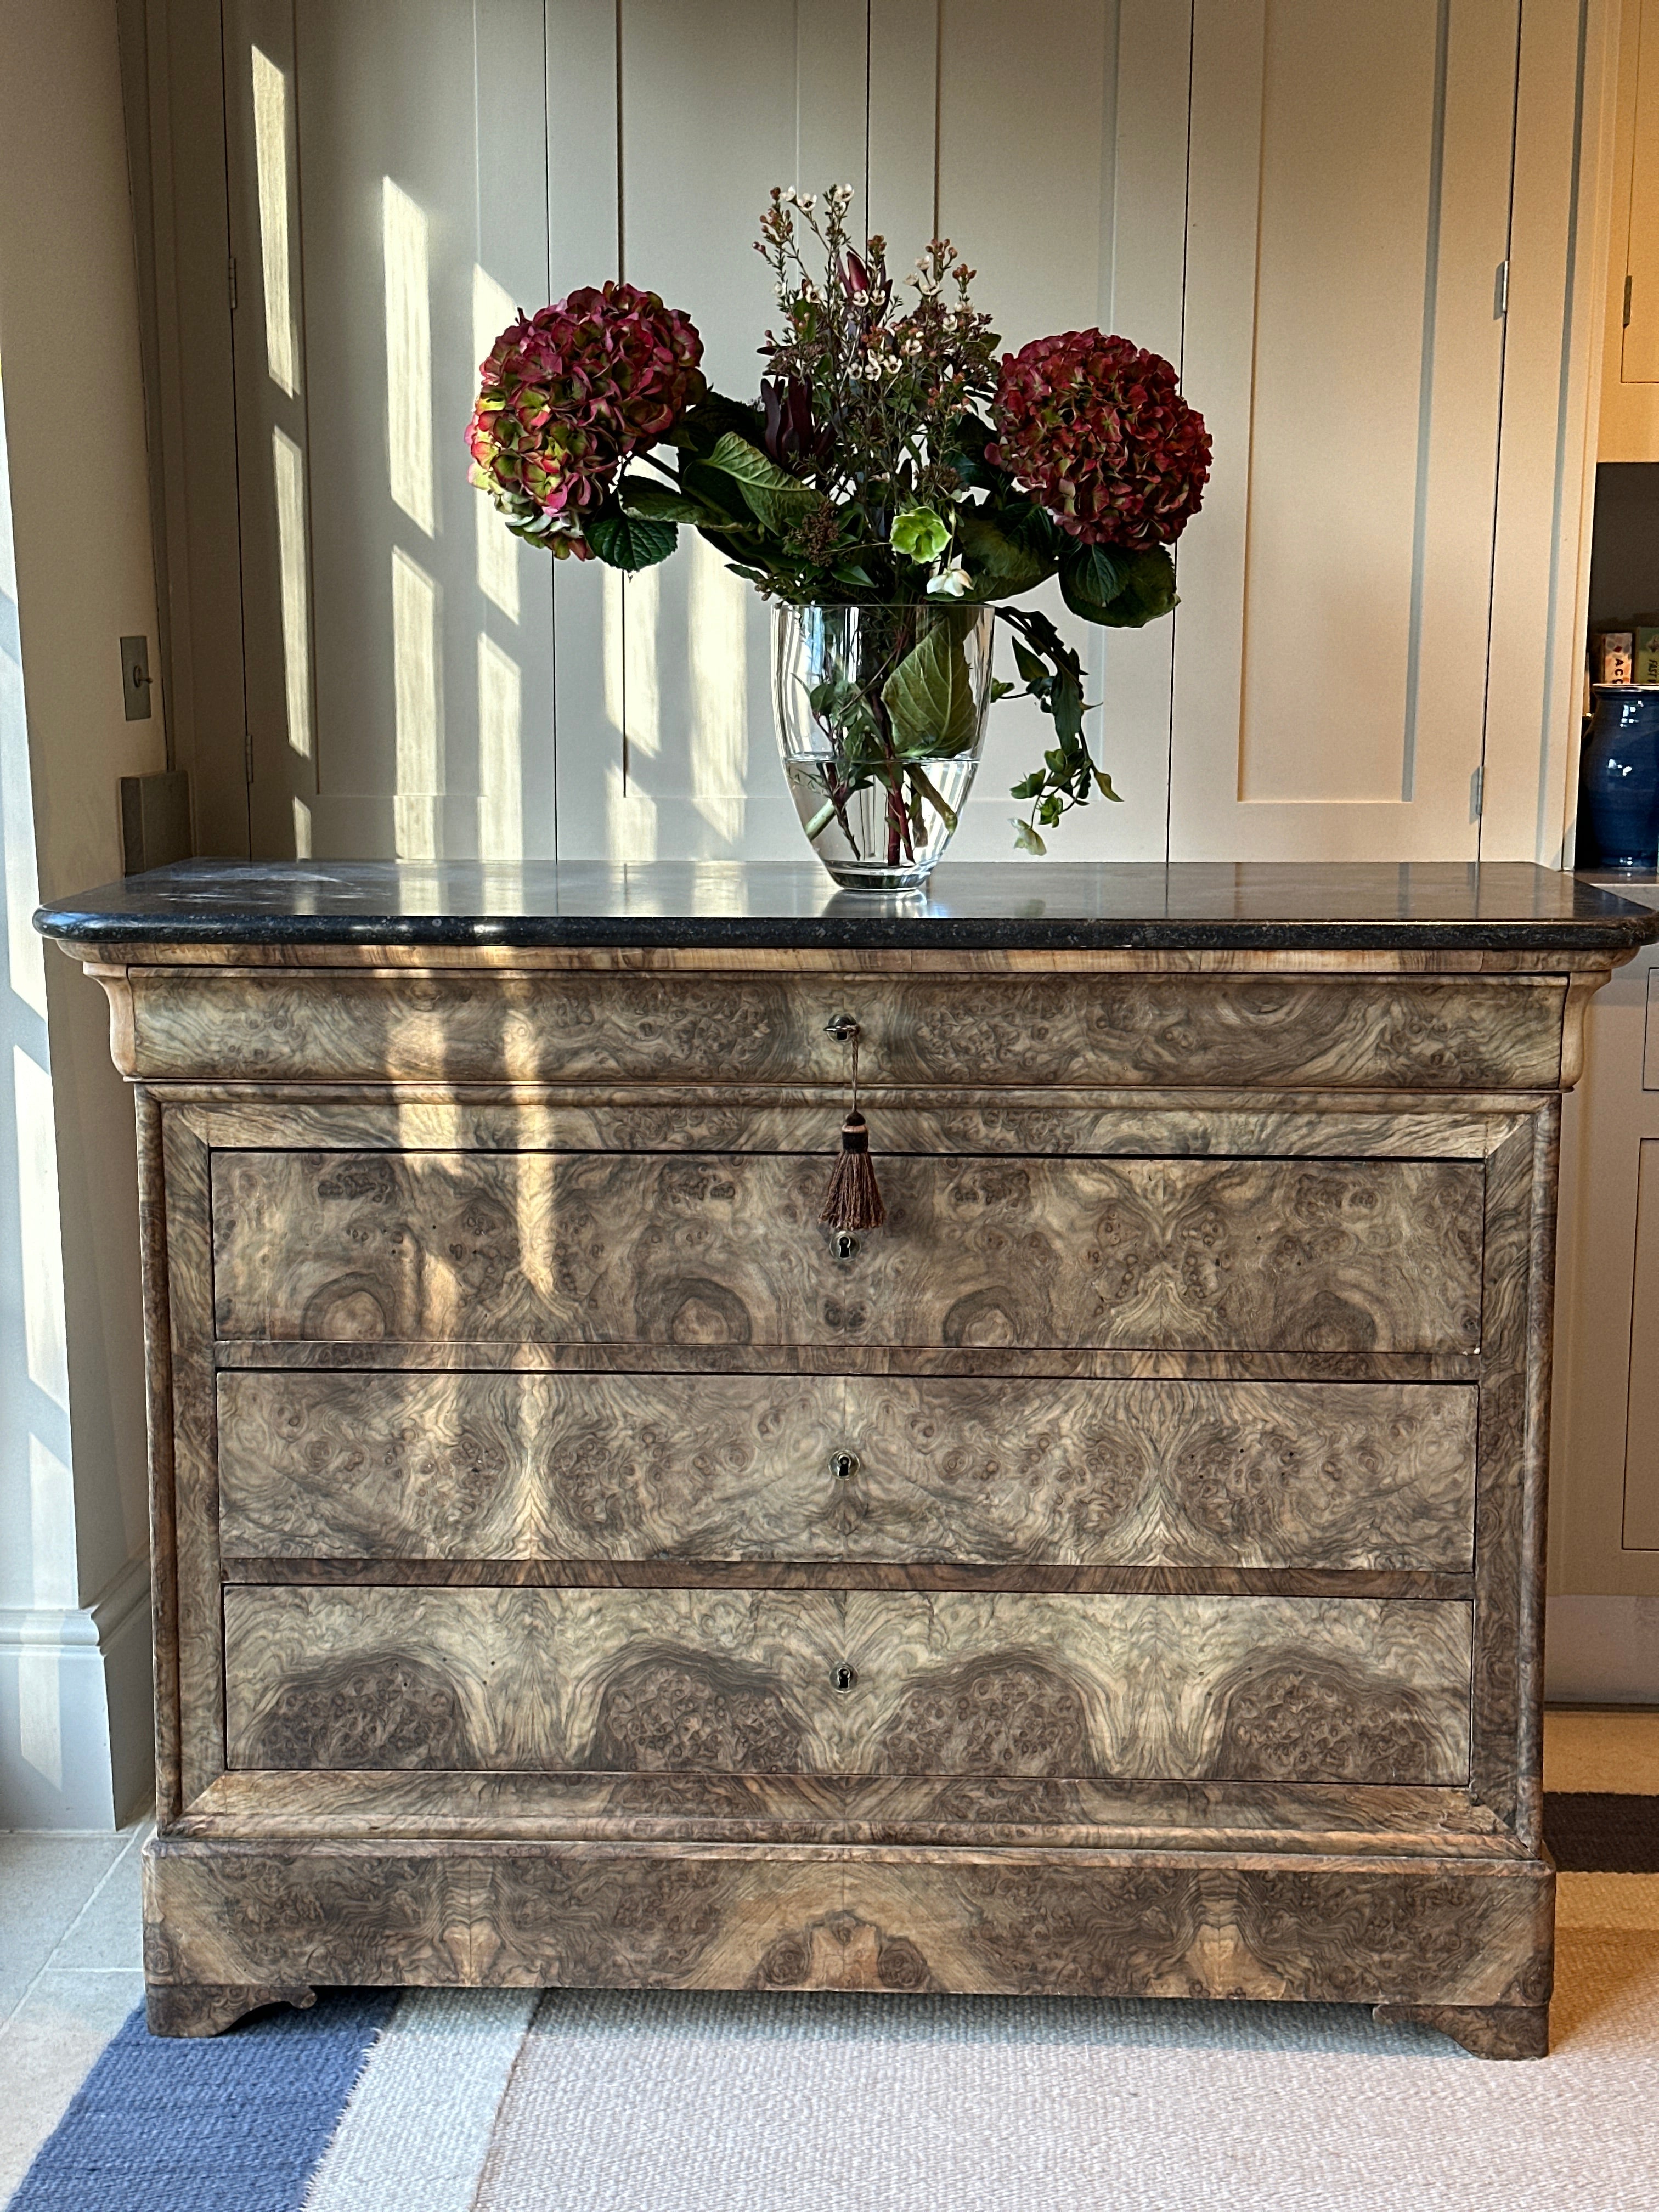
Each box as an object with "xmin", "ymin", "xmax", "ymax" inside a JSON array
[{"xmin": 1544, "ymin": 1790, "xmax": 1659, "ymax": 1870}]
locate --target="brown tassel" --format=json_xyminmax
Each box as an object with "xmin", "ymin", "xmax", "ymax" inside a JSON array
[
  {"xmin": 819, "ymin": 1107, "xmax": 885, "ymax": 1232},
  {"xmin": 819, "ymin": 1022, "xmax": 885, "ymax": 1232}
]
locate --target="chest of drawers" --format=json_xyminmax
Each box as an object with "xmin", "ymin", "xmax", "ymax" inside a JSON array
[{"xmin": 40, "ymin": 859, "xmax": 1658, "ymax": 2056}]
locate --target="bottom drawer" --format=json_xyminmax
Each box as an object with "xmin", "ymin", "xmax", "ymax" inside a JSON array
[{"xmin": 223, "ymin": 1585, "xmax": 1471, "ymax": 1787}]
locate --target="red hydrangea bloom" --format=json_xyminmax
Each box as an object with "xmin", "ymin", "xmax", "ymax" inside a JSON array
[
  {"xmin": 989, "ymin": 331, "xmax": 1210, "ymax": 549},
  {"xmin": 467, "ymin": 281, "xmax": 704, "ymax": 556}
]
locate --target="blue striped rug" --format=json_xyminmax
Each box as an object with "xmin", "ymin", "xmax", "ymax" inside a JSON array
[{"xmin": 6, "ymin": 1991, "xmax": 395, "ymax": 2211}]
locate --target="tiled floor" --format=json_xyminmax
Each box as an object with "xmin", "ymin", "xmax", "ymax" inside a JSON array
[
  {"xmin": 0, "ymin": 1711, "xmax": 1653, "ymax": 2202},
  {"xmin": 0, "ymin": 1810, "xmax": 150, "ymax": 2201}
]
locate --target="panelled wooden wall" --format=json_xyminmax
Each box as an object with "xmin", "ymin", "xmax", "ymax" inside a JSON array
[{"xmin": 129, "ymin": 0, "xmax": 1615, "ymax": 868}]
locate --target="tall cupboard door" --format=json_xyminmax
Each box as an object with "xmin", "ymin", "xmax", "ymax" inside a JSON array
[
  {"xmin": 1600, "ymin": 0, "xmax": 1659, "ymax": 460},
  {"xmin": 1169, "ymin": 0, "xmax": 1519, "ymax": 861}
]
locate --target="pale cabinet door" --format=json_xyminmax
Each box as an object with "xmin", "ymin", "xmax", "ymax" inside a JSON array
[
  {"xmin": 1599, "ymin": 0, "xmax": 1659, "ymax": 459},
  {"xmin": 1169, "ymin": 0, "xmax": 1517, "ymax": 860}
]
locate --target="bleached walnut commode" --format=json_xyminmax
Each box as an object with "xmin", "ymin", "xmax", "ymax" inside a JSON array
[{"xmin": 37, "ymin": 859, "xmax": 1659, "ymax": 2055}]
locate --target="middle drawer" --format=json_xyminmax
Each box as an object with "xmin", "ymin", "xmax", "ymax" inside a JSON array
[{"xmin": 218, "ymin": 1370, "xmax": 1476, "ymax": 1572}]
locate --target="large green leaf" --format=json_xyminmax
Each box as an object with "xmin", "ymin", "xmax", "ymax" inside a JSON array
[
  {"xmin": 585, "ymin": 512, "xmax": 677, "ymax": 572},
  {"xmin": 668, "ymin": 390, "xmax": 767, "ymax": 458},
  {"xmin": 881, "ymin": 616, "xmax": 980, "ymax": 758},
  {"xmin": 617, "ymin": 476, "xmax": 714, "ymax": 526},
  {"xmin": 1122, "ymin": 546, "xmax": 1178, "ymax": 623},
  {"xmin": 956, "ymin": 509, "xmax": 1053, "ymax": 599},
  {"xmin": 704, "ymin": 434, "xmax": 823, "ymax": 533},
  {"xmin": 1058, "ymin": 542, "xmax": 1128, "ymax": 624},
  {"xmin": 1063, "ymin": 541, "xmax": 1178, "ymax": 629},
  {"xmin": 1005, "ymin": 500, "xmax": 1063, "ymax": 565}
]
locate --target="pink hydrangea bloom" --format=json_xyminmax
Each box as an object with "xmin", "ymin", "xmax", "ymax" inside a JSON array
[
  {"xmin": 989, "ymin": 331, "xmax": 1210, "ymax": 549},
  {"xmin": 467, "ymin": 281, "xmax": 704, "ymax": 556}
]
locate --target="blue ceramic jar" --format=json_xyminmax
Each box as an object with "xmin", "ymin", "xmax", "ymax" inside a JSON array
[{"xmin": 1583, "ymin": 685, "xmax": 1659, "ymax": 868}]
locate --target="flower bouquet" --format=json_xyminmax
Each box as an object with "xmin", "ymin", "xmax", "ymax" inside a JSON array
[{"xmin": 469, "ymin": 184, "xmax": 1210, "ymax": 887}]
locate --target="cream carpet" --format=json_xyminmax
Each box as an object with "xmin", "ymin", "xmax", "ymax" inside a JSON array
[{"xmin": 448, "ymin": 1915, "xmax": 1659, "ymax": 2211}]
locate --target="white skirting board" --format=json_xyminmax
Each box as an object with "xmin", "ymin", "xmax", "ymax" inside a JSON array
[
  {"xmin": 1546, "ymin": 1593, "xmax": 1659, "ymax": 1704},
  {"xmin": 0, "ymin": 1553, "xmax": 152, "ymax": 1829}
]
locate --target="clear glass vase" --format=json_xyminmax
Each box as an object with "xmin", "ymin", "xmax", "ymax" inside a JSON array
[{"xmin": 772, "ymin": 602, "xmax": 995, "ymax": 891}]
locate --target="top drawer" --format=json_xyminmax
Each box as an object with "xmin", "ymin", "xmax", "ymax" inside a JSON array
[
  {"xmin": 125, "ymin": 967, "xmax": 1564, "ymax": 1090},
  {"xmin": 210, "ymin": 1147, "xmax": 1484, "ymax": 1352}
]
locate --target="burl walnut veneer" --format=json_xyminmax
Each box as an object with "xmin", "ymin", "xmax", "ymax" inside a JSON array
[{"xmin": 37, "ymin": 860, "xmax": 1659, "ymax": 2056}]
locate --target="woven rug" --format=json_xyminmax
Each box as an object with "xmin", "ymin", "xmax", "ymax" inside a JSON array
[{"xmin": 9, "ymin": 1808, "xmax": 1659, "ymax": 2212}]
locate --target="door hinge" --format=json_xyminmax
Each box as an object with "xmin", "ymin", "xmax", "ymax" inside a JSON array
[
  {"xmin": 1494, "ymin": 260, "xmax": 1509, "ymax": 319},
  {"xmin": 1626, "ymin": 273, "xmax": 1635, "ymax": 329},
  {"xmin": 243, "ymin": 730, "xmax": 254, "ymax": 787},
  {"xmin": 228, "ymin": 255, "xmax": 238, "ymax": 313},
  {"xmin": 1470, "ymin": 763, "xmax": 1484, "ymax": 821}
]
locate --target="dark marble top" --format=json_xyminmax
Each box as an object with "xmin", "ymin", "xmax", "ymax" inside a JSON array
[{"xmin": 33, "ymin": 858, "xmax": 1659, "ymax": 953}]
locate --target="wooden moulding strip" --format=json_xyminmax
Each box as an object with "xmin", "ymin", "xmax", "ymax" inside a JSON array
[
  {"xmin": 208, "ymin": 1344, "xmax": 1487, "ymax": 1383},
  {"xmin": 56, "ymin": 939, "xmax": 1631, "ymax": 977},
  {"xmin": 217, "ymin": 1559, "xmax": 1477, "ymax": 1601},
  {"xmin": 173, "ymin": 1773, "xmax": 1525, "ymax": 1859}
]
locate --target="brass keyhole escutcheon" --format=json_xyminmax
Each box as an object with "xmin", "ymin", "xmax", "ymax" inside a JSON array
[
  {"xmin": 829, "ymin": 1450, "xmax": 860, "ymax": 1482},
  {"xmin": 831, "ymin": 1663, "xmax": 857, "ymax": 1692},
  {"xmin": 824, "ymin": 1013, "xmax": 860, "ymax": 1043},
  {"xmin": 832, "ymin": 1230, "xmax": 860, "ymax": 1261}
]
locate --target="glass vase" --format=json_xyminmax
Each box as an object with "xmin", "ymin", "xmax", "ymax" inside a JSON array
[{"xmin": 772, "ymin": 601, "xmax": 995, "ymax": 891}]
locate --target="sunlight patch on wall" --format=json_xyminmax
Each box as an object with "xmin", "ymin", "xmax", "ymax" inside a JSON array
[
  {"xmin": 0, "ymin": 374, "xmax": 46, "ymax": 1020},
  {"xmin": 13, "ymin": 1045, "xmax": 67, "ymax": 1410},
  {"xmin": 27, "ymin": 1434, "xmax": 75, "ymax": 1612},
  {"xmin": 478, "ymin": 634, "xmax": 523, "ymax": 862},
  {"xmin": 272, "ymin": 427, "xmax": 313, "ymax": 759},
  {"xmin": 472, "ymin": 266, "xmax": 521, "ymax": 620},
  {"xmin": 251, "ymin": 47, "xmax": 300, "ymax": 399},
  {"xmin": 689, "ymin": 533, "xmax": 749, "ymax": 844},
  {"xmin": 292, "ymin": 796, "xmax": 313, "ymax": 858},
  {"xmin": 605, "ymin": 762, "xmax": 658, "ymax": 864},
  {"xmin": 383, "ymin": 178, "xmax": 435, "ymax": 535},
  {"xmin": 2, "ymin": 617, "xmax": 44, "ymax": 1019},
  {"xmin": 392, "ymin": 547, "xmax": 441, "ymax": 858},
  {"xmin": 603, "ymin": 566, "xmax": 661, "ymax": 779},
  {"xmin": 18, "ymin": 1646, "xmax": 63, "ymax": 1791}
]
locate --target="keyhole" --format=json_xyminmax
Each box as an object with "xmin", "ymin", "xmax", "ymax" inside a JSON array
[
  {"xmin": 832, "ymin": 1231, "xmax": 860, "ymax": 1261},
  {"xmin": 829, "ymin": 1450, "xmax": 860, "ymax": 1481},
  {"xmin": 831, "ymin": 1663, "xmax": 857, "ymax": 1692}
]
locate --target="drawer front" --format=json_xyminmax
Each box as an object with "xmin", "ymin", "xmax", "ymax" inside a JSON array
[
  {"xmin": 219, "ymin": 1370, "xmax": 1477, "ymax": 1571},
  {"xmin": 210, "ymin": 1149, "xmax": 1484, "ymax": 1353},
  {"xmin": 129, "ymin": 966, "xmax": 1563, "ymax": 1088},
  {"xmin": 223, "ymin": 1586, "xmax": 1471, "ymax": 1785}
]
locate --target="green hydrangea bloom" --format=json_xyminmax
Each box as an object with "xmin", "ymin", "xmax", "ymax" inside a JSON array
[{"xmin": 890, "ymin": 506, "xmax": 951, "ymax": 563}]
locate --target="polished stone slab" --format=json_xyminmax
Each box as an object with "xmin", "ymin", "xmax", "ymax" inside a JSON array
[{"xmin": 33, "ymin": 858, "xmax": 1659, "ymax": 953}]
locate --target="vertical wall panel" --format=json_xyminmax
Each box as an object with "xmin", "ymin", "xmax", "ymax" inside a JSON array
[
  {"xmin": 1101, "ymin": 0, "xmax": 1194, "ymax": 860},
  {"xmin": 1170, "ymin": 0, "xmax": 1516, "ymax": 860},
  {"xmin": 227, "ymin": 0, "xmax": 553, "ymax": 859},
  {"xmin": 545, "ymin": 0, "xmax": 621, "ymax": 862},
  {"xmin": 146, "ymin": 0, "xmax": 250, "ymax": 855},
  {"xmin": 935, "ymin": 0, "xmax": 1166, "ymax": 863},
  {"xmin": 551, "ymin": 0, "xmax": 867, "ymax": 864},
  {"xmin": 867, "ymin": 0, "xmax": 938, "ymax": 250},
  {"xmin": 1481, "ymin": 0, "xmax": 1616, "ymax": 865},
  {"xmin": 224, "ymin": 0, "xmax": 312, "ymax": 856}
]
